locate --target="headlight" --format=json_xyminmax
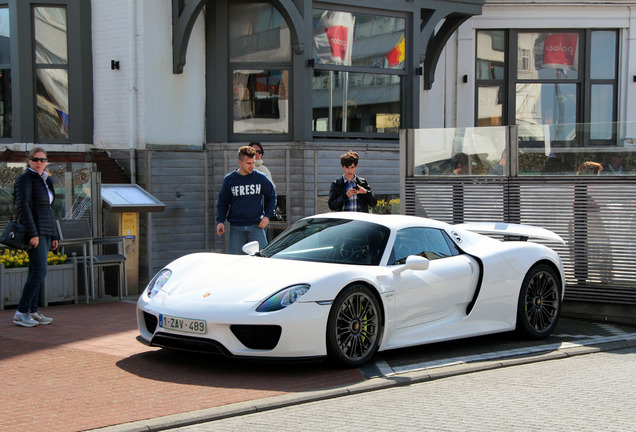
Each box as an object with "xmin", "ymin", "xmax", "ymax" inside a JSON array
[
  {"xmin": 256, "ymin": 284, "xmax": 310, "ymax": 312},
  {"xmin": 146, "ymin": 269, "xmax": 172, "ymax": 298}
]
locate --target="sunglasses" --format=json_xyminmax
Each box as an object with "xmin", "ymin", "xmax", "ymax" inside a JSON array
[
  {"xmin": 29, "ymin": 157, "xmax": 48, "ymax": 163},
  {"xmin": 254, "ymin": 150, "xmax": 263, "ymax": 155}
]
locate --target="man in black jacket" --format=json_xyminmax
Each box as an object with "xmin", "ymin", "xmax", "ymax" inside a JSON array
[{"xmin": 328, "ymin": 150, "xmax": 377, "ymax": 213}]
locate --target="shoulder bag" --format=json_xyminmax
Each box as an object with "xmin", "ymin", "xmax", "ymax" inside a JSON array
[{"xmin": 1, "ymin": 214, "xmax": 30, "ymax": 250}]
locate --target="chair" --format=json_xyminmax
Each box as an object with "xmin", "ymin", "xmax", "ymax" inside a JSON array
[{"xmin": 56, "ymin": 219, "xmax": 128, "ymax": 301}]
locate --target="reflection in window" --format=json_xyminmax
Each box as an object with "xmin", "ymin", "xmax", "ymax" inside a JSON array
[
  {"xmin": 312, "ymin": 9, "xmax": 406, "ymax": 69},
  {"xmin": 0, "ymin": 7, "xmax": 11, "ymax": 138},
  {"xmin": 229, "ymin": 3, "xmax": 290, "ymax": 63},
  {"xmin": 34, "ymin": 7, "xmax": 68, "ymax": 64},
  {"xmin": 591, "ymin": 31, "xmax": 616, "ymax": 79},
  {"xmin": 34, "ymin": 6, "xmax": 68, "ymax": 139},
  {"xmin": 312, "ymin": 71, "xmax": 400, "ymax": 133},
  {"xmin": 0, "ymin": 7, "xmax": 9, "ymax": 64},
  {"xmin": 476, "ymin": 30, "xmax": 505, "ymax": 80},
  {"xmin": 591, "ymin": 85, "xmax": 614, "ymax": 140},
  {"xmin": 36, "ymin": 68, "xmax": 69, "ymax": 139},
  {"xmin": 477, "ymin": 85, "xmax": 503, "ymax": 127},
  {"xmin": 391, "ymin": 228, "xmax": 457, "ymax": 265},
  {"xmin": 518, "ymin": 32, "xmax": 579, "ymax": 80},
  {"xmin": 233, "ymin": 69, "xmax": 289, "ymax": 134},
  {"xmin": 516, "ymin": 83, "xmax": 576, "ymax": 142}
]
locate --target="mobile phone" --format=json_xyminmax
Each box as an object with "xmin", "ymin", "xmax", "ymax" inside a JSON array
[{"xmin": 353, "ymin": 185, "xmax": 359, "ymax": 190}]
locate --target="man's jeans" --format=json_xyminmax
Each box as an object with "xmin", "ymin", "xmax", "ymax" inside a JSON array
[
  {"xmin": 18, "ymin": 235, "xmax": 51, "ymax": 313},
  {"xmin": 229, "ymin": 224, "xmax": 267, "ymax": 255}
]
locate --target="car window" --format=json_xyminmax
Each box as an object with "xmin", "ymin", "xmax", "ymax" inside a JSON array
[
  {"xmin": 391, "ymin": 227, "xmax": 459, "ymax": 265},
  {"xmin": 261, "ymin": 218, "xmax": 390, "ymax": 265}
]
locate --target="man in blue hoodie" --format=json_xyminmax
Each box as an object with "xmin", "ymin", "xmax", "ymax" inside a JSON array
[{"xmin": 216, "ymin": 146, "xmax": 277, "ymax": 254}]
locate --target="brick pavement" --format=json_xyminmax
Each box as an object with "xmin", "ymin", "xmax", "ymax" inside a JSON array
[{"xmin": 0, "ymin": 301, "xmax": 363, "ymax": 432}]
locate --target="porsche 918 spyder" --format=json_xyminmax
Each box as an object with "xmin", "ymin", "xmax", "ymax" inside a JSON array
[{"xmin": 137, "ymin": 212, "xmax": 565, "ymax": 367}]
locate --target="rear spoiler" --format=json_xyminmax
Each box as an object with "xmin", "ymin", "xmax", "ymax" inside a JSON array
[{"xmin": 456, "ymin": 222, "xmax": 565, "ymax": 244}]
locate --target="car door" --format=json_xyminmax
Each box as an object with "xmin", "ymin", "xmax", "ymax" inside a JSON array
[{"xmin": 391, "ymin": 227, "xmax": 480, "ymax": 329}]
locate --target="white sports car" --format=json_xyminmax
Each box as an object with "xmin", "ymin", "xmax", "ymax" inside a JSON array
[{"xmin": 137, "ymin": 212, "xmax": 565, "ymax": 367}]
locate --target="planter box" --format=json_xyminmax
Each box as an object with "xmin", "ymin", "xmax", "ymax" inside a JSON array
[{"xmin": 0, "ymin": 262, "xmax": 78, "ymax": 310}]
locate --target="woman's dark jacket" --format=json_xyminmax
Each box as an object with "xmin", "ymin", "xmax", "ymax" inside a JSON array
[
  {"xmin": 328, "ymin": 176, "xmax": 378, "ymax": 213},
  {"xmin": 14, "ymin": 169, "xmax": 59, "ymax": 240}
]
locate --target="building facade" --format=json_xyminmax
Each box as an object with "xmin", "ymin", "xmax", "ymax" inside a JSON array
[{"xmin": 1, "ymin": 0, "xmax": 635, "ymax": 308}]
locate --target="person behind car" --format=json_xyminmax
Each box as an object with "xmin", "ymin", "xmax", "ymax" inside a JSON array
[
  {"xmin": 216, "ymin": 145, "xmax": 276, "ymax": 254},
  {"xmin": 328, "ymin": 150, "xmax": 377, "ymax": 213},
  {"xmin": 577, "ymin": 161, "xmax": 603, "ymax": 176},
  {"xmin": 249, "ymin": 141, "xmax": 276, "ymax": 189}
]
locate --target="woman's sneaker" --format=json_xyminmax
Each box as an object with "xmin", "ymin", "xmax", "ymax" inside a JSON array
[
  {"xmin": 13, "ymin": 312, "xmax": 39, "ymax": 327},
  {"xmin": 28, "ymin": 312, "xmax": 53, "ymax": 325}
]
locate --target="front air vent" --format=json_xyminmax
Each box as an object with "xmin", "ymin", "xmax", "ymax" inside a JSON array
[
  {"xmin": 230, "ymin": 325, "xmax": 282, "ymax": 350},
  {"xmin": 143, "ymin": 312, "xmax": 158, "ymax": 333}
]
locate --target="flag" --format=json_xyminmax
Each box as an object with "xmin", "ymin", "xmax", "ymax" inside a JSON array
[
  {"xmin": 385, "ymin": 33, "xmax": 405, "ymax": 67},
  {"xmin": 55, "ymin": 108, "xmax": 69, "ymax": 134},
  {"xmin": 313, "ymin": 11, "xmax": 354, "ymax": 65}
]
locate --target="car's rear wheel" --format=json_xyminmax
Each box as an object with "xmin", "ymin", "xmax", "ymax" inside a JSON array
[
  {"xmin": 516, "ymin": 263, "xmax": 561, "ymax": 339},
  {"xmin": 326, "ymin": 284, "xmax": 382, "ymax": 368}
]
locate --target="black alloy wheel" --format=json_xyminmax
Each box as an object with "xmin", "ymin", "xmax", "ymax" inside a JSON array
[
  {"xmin": 326, "ymin": 284, "xmax": 382, "ymax": 368},
  {"xmin": 516, "ymin": 263, "xmax": 561, "ymax": 339}
]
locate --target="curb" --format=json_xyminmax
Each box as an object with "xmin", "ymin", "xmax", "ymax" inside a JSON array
[{"xmin": 90, "ymin": 337, "xmax": 636, "ymax": 432}]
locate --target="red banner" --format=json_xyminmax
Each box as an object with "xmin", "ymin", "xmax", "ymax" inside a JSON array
[
  {"xmin": 541, "ymin": 33, "xmax": 578, "ymax": 69},
  {"xmin": 325, "ymin": 25, "xmax": 350, "ymax": 63}
]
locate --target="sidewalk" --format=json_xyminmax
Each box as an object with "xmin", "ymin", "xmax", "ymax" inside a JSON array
[
  {"xmin": 3, "ymin": 301, "xmax": 636, "ymax": 432},
  {"xmin": 0, "ymin": 301, "xmax": 362, "ymax": 432}
]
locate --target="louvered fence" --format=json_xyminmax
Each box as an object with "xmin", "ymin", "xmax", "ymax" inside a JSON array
[{"xmin": 404, "ymin": 175, "xmax": 636, "ymax": 304}]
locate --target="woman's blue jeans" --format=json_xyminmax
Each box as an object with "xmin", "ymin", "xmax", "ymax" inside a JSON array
[
  {"xmin": 18, "ymin": 235, "xmax": 51, "ymax": 313},
  {"xmin": 228, "ymin": 224, "xmax": 267, "ymax": 255}
]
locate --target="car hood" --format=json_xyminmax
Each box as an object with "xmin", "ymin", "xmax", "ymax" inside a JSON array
[{"xmin": 157, "ymin": 252, "xmax": 357, "ymax": 304}]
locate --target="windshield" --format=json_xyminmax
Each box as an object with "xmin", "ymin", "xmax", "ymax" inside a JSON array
[{"xmin": 260, "ymin": 218, "xmax": 390, "ymax": 265}]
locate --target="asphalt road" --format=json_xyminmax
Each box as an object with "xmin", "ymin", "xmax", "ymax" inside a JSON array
[
  {"xmin": 93, "ymin": 316, "xmax": 636, "ymax": 432},
  {"xmin": 172, "ymin": 346, "xmax": 636, "ymax": 432}
]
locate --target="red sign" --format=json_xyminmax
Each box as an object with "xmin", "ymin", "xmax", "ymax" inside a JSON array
[
  {"xmin": 325, "ymin": 25, "xmax": 350, "ymax": 63},
  {"xmin": 542, "ymin": 33, "xmax": 578, "ymax": 69}
]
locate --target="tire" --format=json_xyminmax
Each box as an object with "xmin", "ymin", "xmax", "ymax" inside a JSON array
[
  {"xmin": 326, "ymin": 284, "xmax": 382, "ymax": 368},
  {"xmin": 515, "ymin": 263, "xmax": 562, "ymax": 339}
]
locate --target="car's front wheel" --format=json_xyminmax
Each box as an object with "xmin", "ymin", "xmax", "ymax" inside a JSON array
[
  {"xmin": 326, "ymin": 284, "xmax": 382, "ymax": 368},
  {"xmin": 516, "ymin": 263, "xmax": 561, "ymax": 339}
]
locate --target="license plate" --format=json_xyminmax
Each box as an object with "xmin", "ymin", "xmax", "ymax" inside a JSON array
[{"xmin": 159, "ymin": 314, "xmax": 207, "ymax": 335}]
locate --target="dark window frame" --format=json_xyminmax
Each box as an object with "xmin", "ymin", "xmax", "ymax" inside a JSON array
[
  {"xmin": 475, "ymin": 28, "xmax": 619, "ymax": 147},
  {"xmin": 310, "ymin": 3, "xmax": 409, "ymax": 140},
  {"xmin": 227, "ymin": 1, "xmax": 293, "ymax": 141},
  {"xmin": 0, "ymin": 0, "xmax": 92, "ymax": 145}
]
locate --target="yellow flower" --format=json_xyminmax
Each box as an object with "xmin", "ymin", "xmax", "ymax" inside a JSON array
[{"xmin": 0, "ymin": 248, "xmax": 67, "ymax": 268}]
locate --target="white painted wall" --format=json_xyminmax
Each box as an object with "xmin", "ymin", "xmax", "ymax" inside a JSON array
[
  {"xmin": 142, "ymin": 3, "xmax": 206, "ymax": 148},
  {"xmin": 92, "ymin": 0, "xmax": 206, "ymax": 150},
  {"xmin": 92, "ymin": 0, "xmax": 134, "ymax": 149}
]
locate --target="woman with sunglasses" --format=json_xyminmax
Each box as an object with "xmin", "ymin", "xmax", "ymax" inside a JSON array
[
  {"xmin": 12, "ymin": 147, "xmax": 59, "ymax": 327},
  {"xmin": 249, "ymin": 141, "xmax": 276, "ymax": 189}
]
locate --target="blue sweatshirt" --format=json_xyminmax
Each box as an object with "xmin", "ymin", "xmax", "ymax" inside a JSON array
[{"xmin": 216, "ymin": 170, "xmax": 276, "ymax": 226}]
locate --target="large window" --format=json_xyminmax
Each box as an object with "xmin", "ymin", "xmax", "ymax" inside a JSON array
[
  {"xmin": 229, "ymin": 2, "xmax": 290, "ymax": 136},
  {"xmin": 476, "ymin": 29, "xmax": 618, "ymax": 146},
  {"xmin": 34, "ymin": 6, "xmax": 69, "ymax": 139},
  {"xmin": 0, "ymin": 6, "xmax": 11, "ymax": 138},
  {"xmin": 0, "ymin": 0, "xmax": 92, "ymax": 144},
  {"xmin": 311, "ymin": 8, "xmax": 406, "ymax": 137}
]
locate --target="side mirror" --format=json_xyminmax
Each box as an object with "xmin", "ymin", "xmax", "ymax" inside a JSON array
[
  {"xmin": 392, "ymin": 255, "xmax": 430, "ymax": 275},
  {"xmin": 242, "ymin": 241, "xmax": 260, "ymax": 256}
]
